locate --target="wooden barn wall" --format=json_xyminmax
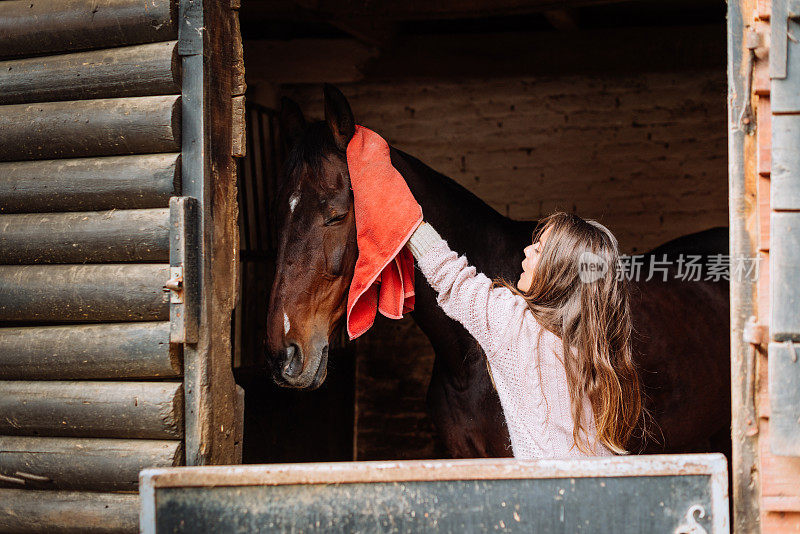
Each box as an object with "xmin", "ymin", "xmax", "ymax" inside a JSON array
[
  {"xmin": 749, "ymin": 0, "xmax": 800, "ymax": 530},
  {"xmin": 278, "ymin": 68, "xmax": 729, "ymax": 460}
]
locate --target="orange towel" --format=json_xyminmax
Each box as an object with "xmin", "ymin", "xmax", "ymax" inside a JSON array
[{"xmin": 346, "ymin": 125, "xmax": 423, "ymax": 340}]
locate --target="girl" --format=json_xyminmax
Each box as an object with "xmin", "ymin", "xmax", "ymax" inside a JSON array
[{"xmin": 405, "ymin": 212, "xmax": 644, "ymax": 459}]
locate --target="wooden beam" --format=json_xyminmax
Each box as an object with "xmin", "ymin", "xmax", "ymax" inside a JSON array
[
  {"xmin": 243, "ymin": 24, "xmax": 726, "ymax": 84},
  {"xmin": 0, "ymin": 437, "xmax": 182, "ymax": 491},
  {"xmin": 0, "ymin": 41, "xmax": 180, "ymax": 106},
  {"xmin": 0, "ymin": 154, "xmax": 180, "ymax": 214},
  {"xmin": 0, "ymin": 264, "xmax": 170, "ymax": 322},
  {"xmin": 0, "ymin": 381, "xmax": 183, "ymax": 439},
  {"xmin": 232, "ymin": 96, "xmax": 247, "ymax": 158},
  {"xmin": 0, "ymin": 95, "xmax": 181, "ymax": 162},
  {"xmin": 0, "ymin": 208, "xmax": 170, "ymax": 264},
  {"xmin": 231, "ymin": 11, "xmax": 247, "ymax": 96},
  {"xmin": 544, "ymin": 9, "xmax": 580, "ymax": 31},
  {"xmin": 0, "ymin": 489, "xmax": 138, "ymax": 533},
  {"xmin": 0, "ymin": 322, "xmax": 179, "ymax": 380},
  {"xmin": 244, "ymin": 38, "xmax": 379, "ymax": 84},
  {"xmin": 0, "ymin": 0, "xmax": 176, "ymax": 59},
  {"xmin": 246, "ymin": 0, "xmax": 636, "ymax": 21}
]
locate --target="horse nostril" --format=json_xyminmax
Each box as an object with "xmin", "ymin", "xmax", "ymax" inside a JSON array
[{"xmin": 282, "ymin": 344, "xmax": 303, "ymax": 379}]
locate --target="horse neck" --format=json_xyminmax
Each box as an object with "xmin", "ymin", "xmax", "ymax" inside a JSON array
[
  {"xmin": 389, "ymin": 148, "xmax": 530, "ymax": 263},
  {"xmin": 389, "ymin": 148, "xmax": 534, "ymax": 370}
]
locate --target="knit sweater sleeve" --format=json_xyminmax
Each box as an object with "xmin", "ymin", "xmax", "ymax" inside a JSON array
[{"xmin": 406, "ymin": 221, "xmax": 531, "ymax": 360}]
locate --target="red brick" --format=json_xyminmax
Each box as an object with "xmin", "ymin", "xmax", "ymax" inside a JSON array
[{"xmin": 758, "ymin": 98, "xmax": 772, "ymax": 176}]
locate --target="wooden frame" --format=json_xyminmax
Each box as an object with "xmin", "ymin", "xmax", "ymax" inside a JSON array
[{"xmin": 140, "ymin": 454, "xmax": 729, "ymax": 533}]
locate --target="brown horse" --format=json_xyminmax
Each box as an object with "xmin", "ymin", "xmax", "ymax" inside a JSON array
[{"xmin": 265, "ymin": 84, "xmax": 730, "ymax": 457}]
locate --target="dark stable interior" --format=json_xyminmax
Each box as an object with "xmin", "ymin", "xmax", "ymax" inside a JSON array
[{"xmin": 233, "ymin": 0, "xmax": 728, "ymax": 464}]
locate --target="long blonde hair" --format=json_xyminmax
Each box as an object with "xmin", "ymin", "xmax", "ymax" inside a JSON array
[{"xmin": 493, "ymin": 212, "xmax": 644, "ymax": 454}]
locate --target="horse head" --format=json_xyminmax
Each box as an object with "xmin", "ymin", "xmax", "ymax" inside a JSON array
[{"xmin": 265, "ymin": 85, "xmax": 359, "ymax": 389}]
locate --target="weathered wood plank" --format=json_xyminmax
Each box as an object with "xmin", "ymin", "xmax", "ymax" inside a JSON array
[
  {"xmin": 231, "ymin": 96, "xmax": 246, "ymax": 157},
  {"xmin": 0, "ymin": 488, "xmax": 138, "ymax": 533},
  {"xmin": 231, "ymin": 11, "xmax": 246, "ymax": 96},
  {"xmin": 0, "ymin": 41, "xmax": 180, "ymax": 105},
  {"xmin": 0, "ymin": 264, "xmax": 170, "ymax": 322},
  {"xmin": 0, "ymin": 154, "xmax": 180, "ymax": 214},
  {"xmin": 0, "ymin": 208, "xmax": 169, "ymax": 264},
  {"xmin": 0, "ymin": 0, "xmax": 176, "ymax": 59},
  {"xmin": 0, "ymin": 95, "xmax": 181, "ymax": 162},
  {"xmin": 0, "ymin": 437, "xmax": 182, "ymax": 491},
  {"xmin": 0, "ymin": 322, "xmax": 179, "ymax": 380},
  {"xmin": 0, "ymin": 381, "xmax": 183, "ymax": 439}
]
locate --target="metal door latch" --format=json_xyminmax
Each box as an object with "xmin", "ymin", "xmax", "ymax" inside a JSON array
[
  {"xmin": 674, "ymin": 504, "xmax": 708, "ymax": 534},
  {"xmin": 164, "ymin": 268, "xmax": 184, "ymax": 303}
]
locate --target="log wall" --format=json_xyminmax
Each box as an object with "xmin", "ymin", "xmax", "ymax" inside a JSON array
[{"xmin": 0, "ymin": 1, "xmax": 187, "ymax": 532}]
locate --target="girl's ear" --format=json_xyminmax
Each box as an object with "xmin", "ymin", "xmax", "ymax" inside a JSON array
[
  {"xmin": 324, "ymin": 84, "xmax": 355, "ymax": 151},
  {"xmin": 279, "ymin": 97, "xmax": 306, "ymax": 148}
]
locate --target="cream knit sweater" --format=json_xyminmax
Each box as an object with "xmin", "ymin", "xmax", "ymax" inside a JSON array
[{"xmin": 407, "ymin": 221, "xmax": 614, "ymax": 459}]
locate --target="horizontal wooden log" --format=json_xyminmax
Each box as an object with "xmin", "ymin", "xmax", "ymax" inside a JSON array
[
  {"xmin": 0, "ymin": 489, "xmax": 138, "ymax": 533},
  {"xmin": 0, "ymin": 0, "xmax": 176, "ymax": 59},
  {"xmin": 0, "ymin": 208, "xmax": 169, "ymax": 264},
  {"xmin": 0, "ymin": 381, "xmax": 183, "ymax": 439},
  {"xmin": 0, "ymin": 322, "xmax": 179, "ymax": 380},
  {"xmin": 0, "ymin": 437, "xmax": 182, "ymax": 491},
  {"xmin": 0, "ymin": 154, "xmax": 180, "ymax": 213},
  {"xmin": 0, "ymin": 95, "xmax": 181, "ymax": 162},
  {"xmin": 0, "ymin": 41, "xmax": 180, "ymax": 105},
  {"xmin": 0, "ymin": 264, "xmax": 170, "ymax": 322}
]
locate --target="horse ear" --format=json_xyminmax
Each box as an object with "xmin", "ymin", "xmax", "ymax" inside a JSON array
[
  {"xmin": 324, "ymin": 84, "xmax": 355, "ymax": 151},
  {"xmin": 279, "ymin": 97, "xmax": 306, "ymax": 147}
]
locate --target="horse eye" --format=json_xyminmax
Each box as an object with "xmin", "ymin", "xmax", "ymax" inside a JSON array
[{"xmin": 324, "ymin": 213, "xmax": 347, "ymax": 226}]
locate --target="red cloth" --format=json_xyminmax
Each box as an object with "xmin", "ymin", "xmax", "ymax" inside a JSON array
[{"xmin": 346, "ymin": 125, "xmax": 423, "ymax": 340}]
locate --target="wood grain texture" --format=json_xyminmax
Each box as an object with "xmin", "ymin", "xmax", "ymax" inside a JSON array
[
  {"xmin": 0, "ymin": 41, "xmax": 180, "ymax": 105},
  {"xmin": 0, "ymin": 436, "xmax": 182, "ymax": 491},
  {"xmin": 0, "ymin": 322, "xmax": 179, "ymax": 380},
  {"xmin": 0, "ymin": 95, "xmax": 181, "ymax": 162},
  {"xmin": 0, "ymin": 208, "xmax": 169, "ymax": 264},
  {"xmin": 0, "ymin": 381, "xmax": 183, "ymax": 439},
  {"xmin": 0, "ymin": 153, "xmax": 180, "ymax": 214},
  {"xmin": 0, "ymin": 0, "xmax": 176, "ymax": 59},
  {"xmin": 0, "ymin": 488, "xmax": 138, "ymax": 533},
  {"xmin": 0, "ymin": 264, "xmax": 170, "ymax": 322},
  {"xmin": 231, "ymin": 96, "xmax": 246, "ymax": 157}
]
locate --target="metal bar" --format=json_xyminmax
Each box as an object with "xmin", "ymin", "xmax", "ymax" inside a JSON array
[
  {"xmin": 178, "ymin": 0, "xmax": 207, "ymax": 466},
  {"xmin": 268, "ymin": 111, "xmax": 281, "ymax": 251},
  {"xmin": 727, "ymin": 0, "xmax": 761, "ymax": 530},
  {"xmin": 257, "ymin": 110, "xmax": 271, "ymax": 251},
  {"xmin": 247, "ymin": 107, "xmax": 263, "ymax": 252}
]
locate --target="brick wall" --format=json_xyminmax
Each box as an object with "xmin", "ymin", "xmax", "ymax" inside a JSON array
[{"xmin": 282, "ymin": 68, "xmax": 729, "ymax": 460}]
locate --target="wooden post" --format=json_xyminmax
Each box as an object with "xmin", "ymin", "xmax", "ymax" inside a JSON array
[{"xmin": 728, "ymin": 0, "xmax": 761, "ymax": 530}]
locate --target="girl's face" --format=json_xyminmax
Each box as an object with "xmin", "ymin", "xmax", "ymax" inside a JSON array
[{"xmin": 517, "ymin": 226, "xmax": 551, "ymax": 293}]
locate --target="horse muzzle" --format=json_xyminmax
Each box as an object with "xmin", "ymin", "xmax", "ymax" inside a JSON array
[{"xmin": 272, "ymin": 342, "xmax": 328, "ymax": 390}]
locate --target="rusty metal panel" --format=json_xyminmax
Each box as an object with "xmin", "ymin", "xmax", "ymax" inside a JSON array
[
  {"xmin": 768, "ymin": 342, "xmax": 800, "ymax": 455},
  {"xmin": 772, "ymin": 115, "xmax": 800, "ymax": 209},
  {"xmin": 140, "ymin": 455, "xmax": 729, "ymax": 534},
  {"xmin": 770, "ymin": 212, "xmax": 800, "ymax": 339}
]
